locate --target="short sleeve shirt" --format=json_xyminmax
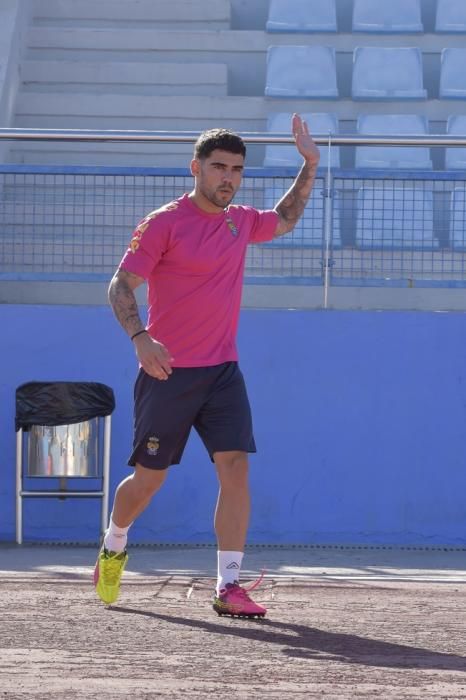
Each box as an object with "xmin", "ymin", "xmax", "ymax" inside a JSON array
[{"xmin": 119, "ymin": 193, "xmax": 279, "ymax": 367}]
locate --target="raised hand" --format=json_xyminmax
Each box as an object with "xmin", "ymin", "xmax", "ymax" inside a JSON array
[{"xmin": 292, "ymin": 113, "xmax": 320, "ymax": 168}]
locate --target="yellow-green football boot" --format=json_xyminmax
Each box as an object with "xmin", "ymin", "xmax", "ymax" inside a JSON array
[{"xmin": 94, "ymin": 547, "xmax": 128, "ymax": 604}]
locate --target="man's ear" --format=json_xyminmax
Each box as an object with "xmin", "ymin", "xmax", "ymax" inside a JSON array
[{"xmin": 190, "ymin": 158, "xmax": 200, "ymax": 176}]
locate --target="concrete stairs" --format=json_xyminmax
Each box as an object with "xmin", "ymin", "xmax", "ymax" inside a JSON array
[{"xmin": 8, "ymin": 0, "xmax": 464, "ymax": 168}]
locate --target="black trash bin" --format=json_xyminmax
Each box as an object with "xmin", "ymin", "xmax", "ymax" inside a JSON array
[{"xmin": 15, "ymin": 381, "xmax": 115, "ymax": 544}]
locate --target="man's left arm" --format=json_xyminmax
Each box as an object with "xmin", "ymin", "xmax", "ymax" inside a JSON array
[{"xmin": 274, "ymin": 113, "xmax": 321, "ymax": 238}]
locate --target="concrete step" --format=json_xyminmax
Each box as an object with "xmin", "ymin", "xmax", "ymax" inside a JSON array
[
  {"xmin": 26, "ymin": 27, "xmax": 451, "ymax": 54},
  {"xmin": 7, "ymin": 143, "xmax": 197, "ymax": 167},
  {"xmin": 14, "ymin": 92, "xmax": 464, "ymax": 126},
  {"xmin": 26, "ymin": 27, "xmax": 264, "ymax": 53},
  {"xmin": 24, "ymin": 27, "xmax": 448, "ymax": 98},
  {"xmin": 20, "ymin": 60, "xmax": 228, "ymax": 96},
  {"xmin": 32, "ymin": 0, "xmax": 231, "ymax": 29},
  {"xmin": 25, "ymin": 27, "xmax": 266, "ymax": 96},
  {"xmin": 14, "ymin": 93, "xmax": 269, "ymax": 128}
]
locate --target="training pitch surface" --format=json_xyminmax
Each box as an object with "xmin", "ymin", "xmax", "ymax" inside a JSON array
[{"xmin": 1, "ymin": 545, "xmax": 465, "ymax": 699}]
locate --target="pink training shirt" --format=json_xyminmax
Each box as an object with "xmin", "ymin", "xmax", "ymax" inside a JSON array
[{"xmin": 119, "ymin": 193, "xmax": 279, "ymax": 367}]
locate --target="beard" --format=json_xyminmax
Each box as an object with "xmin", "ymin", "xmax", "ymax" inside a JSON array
[{"xmin": 202, "ymin": 185, "xmax": 236, "ymax": 210}]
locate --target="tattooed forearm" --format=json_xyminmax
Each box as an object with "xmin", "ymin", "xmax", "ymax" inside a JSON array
[
  {"xmin": 274, "ymin": 161, "xmax": 318, "ymax": 237},
  {"xmin": 108, "ymin": 269, "xmax": 145, "ymax": 338}
]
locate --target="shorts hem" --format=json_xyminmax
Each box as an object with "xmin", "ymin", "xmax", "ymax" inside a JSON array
[
  {"xmin": 208, "ymin": 445, "xmax": 257, "ymax": 459},
  {"xmin": 127, "ymin": 459, "xmax": 179, "ymax": 470}
]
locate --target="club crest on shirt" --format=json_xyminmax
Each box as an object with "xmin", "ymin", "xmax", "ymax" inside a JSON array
[
  {"xmin": 225, "ymin": 216, "xmax": 238, "ymax": 237},
  {"xmin": 146, "ymin": 436, "xmax": 160, "ymax": 456},
  {"xmin": 128, "ymin": 201, "xmax": 179, "ymax": 253}
]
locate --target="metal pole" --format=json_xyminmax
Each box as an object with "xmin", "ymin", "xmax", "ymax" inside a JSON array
[
  {"xmin": 101, "ymin": 415, "xmax": 112, "ymax": 538},
  {"xmin": 323, "ymin": 134, "xmax": 333, "ymax": 310},
  {"xmin": 0, "ymin": 128, "xmax": 465, "ymax": 147},
  {"xmin": 15, "ymin": 429, "xmax": 23, "ymax": 544}
]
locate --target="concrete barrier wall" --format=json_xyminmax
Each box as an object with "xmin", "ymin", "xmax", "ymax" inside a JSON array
[
  {"xmin": 1, "ymin": 304, "xmax": 466, "ymax": 546},
  {"xmin": 0, "ymin": 0, "xmax": 31, "ymax": 127}
]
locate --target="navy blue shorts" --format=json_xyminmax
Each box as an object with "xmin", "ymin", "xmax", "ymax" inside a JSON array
[{"xmin": 128, "ymin": 361, "xmax": 256, "ymax": 469}]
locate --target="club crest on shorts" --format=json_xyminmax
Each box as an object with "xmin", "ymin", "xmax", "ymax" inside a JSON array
[{"xmin": 146, "ymin": 436, "xmax": 160, "ymax": 456}]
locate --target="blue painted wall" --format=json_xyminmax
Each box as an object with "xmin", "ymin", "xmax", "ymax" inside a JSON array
[{"xmin": 1, "ymin": 304, "xmax": 466, "ymax": 546}]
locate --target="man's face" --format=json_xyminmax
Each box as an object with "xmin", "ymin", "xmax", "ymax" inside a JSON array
[{"xmin": 191, "ymin": 149, "xmax": 245, "ymax": 211}]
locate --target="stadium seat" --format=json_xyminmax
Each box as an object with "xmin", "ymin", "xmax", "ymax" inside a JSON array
[
  {"xmin": 265, "ymin": 46, "xmax": 338, "ymax": 98},
  {"xmin": 266, "ymin": 0, "xmax": 337, "ymax": 33},
  {"xmin": 445, "ymin": 115, "xmax": 466, "ymax": 170},
  {"xmin": 355, "ymin": 187, "xmax": 437, "ymax": 249},
  {"xmin": 264, "ymin": 113, "xmax": 340, "ymax": 168},
  {"xmin": 352, "ymin": 47, "xmax": 427, "ymax": 100},
  {"xmin": 263, "ymin": 186, "xmax": 342, "ymax": 248},
  {"xmin": 435, "ymin": 0, "xmax": 466, "ymax": 32},
  {"xmin": 355, "ymin": 114, "xmax": 432, "ymax": 169},
  {"xmin": 449, "ymin": 188, "xmax": 466, "ymax": 249},
  {"xmin": 439, "ymin": 48, "xmax": 466, "ymax": 98},
  {"xmin": 352, "ymin": 0, "xmax": 423, "ymax": 33}
]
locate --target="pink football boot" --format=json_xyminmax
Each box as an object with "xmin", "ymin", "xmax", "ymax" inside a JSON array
[{"xmin": 213, "ymin": 574, "xmax": 266, "ymax": 618}]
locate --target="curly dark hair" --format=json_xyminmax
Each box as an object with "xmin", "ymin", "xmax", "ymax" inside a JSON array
[{"xmin": 193, "ymin": 128, "xmax": 246, "ymax": 160}]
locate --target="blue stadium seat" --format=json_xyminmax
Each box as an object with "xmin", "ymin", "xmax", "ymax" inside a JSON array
[
  {"xmin": 264, "ymin": 112, "xmax": 340, "ymax": 168},
  {"xmin": 263, "ymin": 186, "xmax": 342, "ymax": 248},
  {"xmin": 449, "ymin": 188, "xmax": 466, "ymax": 249},
  {"xmin": 355, "ymin": 114, "xmax": 432, "ymax": 169},
  {"xmin": 440, "ymin": 48, "xmax": 466, "ymax": 98},
  {"xmin": 435, "ymin": 0, "xmax": 466, "ymax": 32},
  {"xmin": 266, "ymin": 0, "xmax": 337, "ymax": 33},
  {"xmin": 355, "ymin": 187, "xmax": 437, "ymax": 249},
  {"xmin": 352, "ymin": 47, "xmax": 427, "ymax": 100},
  {"xmin": 445, "ymin": 115, "xmax": 466, "ymax": 170},
  {"xmin": 265, "ymin": 46, "xmax": 338, "ymax": 98},
  {"xmin": 352, "ymin": 0, "xmax": 423, "ymax": 32}
]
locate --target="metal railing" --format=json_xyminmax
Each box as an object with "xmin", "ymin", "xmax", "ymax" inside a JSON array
[{"xmin": 1, "ymin": 129, "xmax": 466, "ymax": 307}]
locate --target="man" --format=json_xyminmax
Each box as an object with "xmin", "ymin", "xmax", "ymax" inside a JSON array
[{"xmin": 94, "ymin": 113, "xmax": 320, "ymax": 617}]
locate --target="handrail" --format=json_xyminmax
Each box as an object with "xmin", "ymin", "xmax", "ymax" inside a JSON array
[{"xmin": 0, "ymin": 128, "xmax": 465, "ymax": 147}]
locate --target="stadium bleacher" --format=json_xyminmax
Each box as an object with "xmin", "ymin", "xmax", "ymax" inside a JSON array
[
  {"xmin": 266, "ymin": 0, "xmax": 338, "ymax": 33},
  {"xmin": 265, "ymin": 45, "xmax": 339, "ymax": 98},
  {"xmin": 1, "ymin": 0, "xmax": 462, "ymax": 170},
  {"xmin": 1, "ymin": 0, "xmax": 466, "ymax": 283},
  {"xmin": 352, "ymin": 0, "xmax": 424, "ymax": 33},
  {"xmin": 445, "ymin": 115, "xmax": 466, "ymax": 170},
  {"xmin": 439, "ymin": 48, "xmax": 466, "ymax": 99},
  {"xmin": 435, "ymin": 0, "xmax": 466, "ymax": 32},
  {"xmin": 355, "ymin": 188, "xmax": 437, "ymax": 250},
  {"xmin": 264, "ymin": 112, "xmax": 340, "ymax": 168},
  {"xmin": 352, "ymin": 47, "xmax": 427, "ymax": 100},
  {"xmin": 355, "ymin": 114, "xmax": 432, "ymax": 169}
]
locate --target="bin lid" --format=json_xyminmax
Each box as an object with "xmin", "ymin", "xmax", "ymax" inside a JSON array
[{"xmin": 15, "ymin": 381, "xmax": 115, "ymax": 431}]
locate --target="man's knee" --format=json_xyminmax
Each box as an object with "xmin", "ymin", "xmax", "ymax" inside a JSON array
[
  {"xmin": 131, "ymin": 463, "xmax": 168, "ymax": 496},
  {"xmin": 214, "ymin": 451, "xmax": 249, "ymax": 488}
]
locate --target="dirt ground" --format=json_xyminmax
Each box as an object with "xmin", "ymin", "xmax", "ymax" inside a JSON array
[{"xmin": 1, "ymin": 572, "xmax": 466, "ymax": 699}]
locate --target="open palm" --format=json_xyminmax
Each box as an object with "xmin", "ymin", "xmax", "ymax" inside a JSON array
[{"xmin": 292, "ymin": 113, "xmax": 320, "ymax": 167}]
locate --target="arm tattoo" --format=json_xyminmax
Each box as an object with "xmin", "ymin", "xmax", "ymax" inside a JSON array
[
  {"xmin": 108, "ymin": 271, "xmax": 144, "ymax": 338},
  {"xmin": 275, "ymin": 161, "xmax": 318, "ymax": 236}
]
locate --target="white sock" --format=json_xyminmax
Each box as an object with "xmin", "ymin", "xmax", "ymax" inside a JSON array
[
  {"xmin": 217, "ymin": 550, "xmax": 244, "ymax": 594},
  {"xmin": 103, "ymin": 517, "xmax": 131, "ymax": 553}
]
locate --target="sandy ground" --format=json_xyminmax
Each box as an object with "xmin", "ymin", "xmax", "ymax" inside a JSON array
[{"xmin": 1, "ymin": 549, "xmax": 466, "ymax": 699}]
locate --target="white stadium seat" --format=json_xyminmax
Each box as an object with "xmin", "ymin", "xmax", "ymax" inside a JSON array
[
  {"xmin": 266, "ymin": 0, "xmax": 337, "ymax": 33},
  {"xmin": 352, "ymin": 0, "xmax": 423, "ymax": 33},
  {"xmin": 449, "ymin": 188, "xmax": 466, "ymax": 249},
  {"xmin": 265, "ymin": 45, "xmax": 338, "ymax": 98},
  {"xmin": 264, "ymin": 112, "xmax": 340, "ymax": 169},
  {"xmin": 435, "ymin": 0, "xmax": 466, "ymax": 32},
  {"xmin": 263, "ymin": 186, "xmax": 342, "ymax": 248},
  {"xmin": 439, "ymin": 48, "xmax": 466, "ymax": 98},
  {"xmin": 356, "ymin": 187, "xmax": 437, "ymax": 249},
  {"xmin": 355, "ymin": 114, "xmax": 432, "ymax": 169},
  {"xmin": 445, "ymin": 115, "xmax": 466, "ymax": 170},
  {"xmin": 352, "ymin": 47, "xmax": 427, "ymax": 100}
]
